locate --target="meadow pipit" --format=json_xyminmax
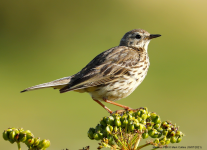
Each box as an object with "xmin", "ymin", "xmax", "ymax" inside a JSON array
[{"xmin": 21, "ymin": 29, "xmax": 161, "ymax": 113}]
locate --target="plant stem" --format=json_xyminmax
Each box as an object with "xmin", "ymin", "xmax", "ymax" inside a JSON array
[
  {"xmin": 133, "ymin": 134, "xmax": 141, "ymax": 149},
  {"xmin": 17, "ymin": 142, "xmax": 21, "ymax": 150},
  {"xmin": 136, "ymin": 143, "xmax": 150, "ymax": 150}
]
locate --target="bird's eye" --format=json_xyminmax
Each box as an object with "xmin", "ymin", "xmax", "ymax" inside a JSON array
[{"xmin": 135, "ymin": 34, "xmax": 141, "ymax": 39}]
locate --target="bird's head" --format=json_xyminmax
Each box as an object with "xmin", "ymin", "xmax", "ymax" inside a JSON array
[{"xmin": 119, "ymin": 29, "xmax": 161, "ymax": 51}]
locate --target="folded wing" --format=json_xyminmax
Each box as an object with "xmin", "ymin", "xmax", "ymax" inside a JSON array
[{"xmin": 60, "ymin": 46, "xmax": 140, "ymax": 93}]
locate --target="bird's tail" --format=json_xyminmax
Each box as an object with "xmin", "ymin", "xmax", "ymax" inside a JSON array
[{"xmin": 20, "ymin": 76, "xmax": 72, "ymax": 93}]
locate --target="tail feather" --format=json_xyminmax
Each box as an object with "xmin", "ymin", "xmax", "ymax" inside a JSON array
[
  {"xmin": 59, "ymin": 85, "xmax": 84, "ymax": 93},
  {"xmin": 20, "ymin": 76, "xmax": 72, "ymax": 93}
]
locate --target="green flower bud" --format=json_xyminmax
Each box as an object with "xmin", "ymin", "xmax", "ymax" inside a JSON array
[
  {"xmin": 120, "ymin": 114, "xmax": 127, "ymax": 122},
  {"xmin": 151, "ymin": 129, "xmax": 160, "ymax": 138},
  {"xmin": 170, "ymin": 131, "xmax": 176, "ymax": 137},
  {"xmin": 6, "ymin": 128, "xmax": 12, "ymax": 139},
  {"xmin": 146, "ymin": 123, "xmax": 153, "ymax": 130},
  {"xmin": 147, "ymin": 113, "xmax": 151, "ymax": 119},
  {"xmin": 128, "ymin": 114, "xmax": 133, "ymax": 121},
  {"xmin": 111, "ymin": 113, "xmax": 117, "ymax": 118},
  {"xmin": 93, "ymin": 133, "xmax": 100, "ymax": 140},
  {"xmin": 160, "ymin": 140, "xmax": 165, "ymax": 145},
  {"xmin": 116, "ymin": 116, "xmax": 121, "ymax": 121},
  {"xmin": 114, "ymin": 119, "xmax": 121, "ymax": 127},
  {"xmin": 136, "ymin": 110, "xmax": 142, "ymax": 117},
  {"xmin": 87, "ymin": 128, "xmax": 95, "ymax": 140},
  {"xmin": 24, "ymin": 130, "xmax": 31, "ymax": 134},
  {"xmin": 106, "ymin": 116, "xmax": 114, "ymax": 125},
  {"xmin": 113, "ymin": 126, "xmax": 118, "ymax": 133},
  {"xmin": 13, "ymin": 129, "xmax": 20, "ymax": 141},
  {"xmin": 141, "ymin": 109, "xmax": 147, "ymax": 114},
  {"xmin": 44, "ymin": 139, "xmax": 51, "ymax": 148},
  {"xmin": 122, "ymin": 119, "xmax": 128, "ymax": 127},
  {"xmin": 95, "ymin": 124, "xmax": 103, "ymax": 132},
  {"xmin": 143, "ymin": 107, "xmax": 148, "ymax": 114},
  {"xmin": 142, "ymin": 125, "xmax": 146, "ymax": 131},
  {"xmin": 9, "ymin": 139, "xmax": 15, "ymax": 144},
  {"xmin": 37, "ymin": 139, "xmax": 50, "ymax": 149},
  {"xmin": 23, "ymin": 130, "xmax": 33, "ymax": 139},
  {"xmin": 176, "ymin": 136, "xmax": 182, "ymax": 143},
  {"xmin": 170, "ymin": 136, "xmax": 177, "ymax": 143},
  {"xmin": 141, "ymin": 120, "xmax": 146, "ymax": 125},
  {"xmin": 14, "ymin": 129, "xmax": 19, "ymax": 135},
  {"xmin": 161, "ymin": 121, "xmax": 168, "ymax": 127},
  {"xmin": 26, "ymin": 138, "xmax": 34, "ymax": 146},
  {"xmin": 163, "ymin": 129, "xmax": 168, "ymax": 136},
  {"xmin": 33, "ymin": 137, "xmax": 40, "ymax": 146},
  {"xmin": 138, "ymin": 124, "xmax": 145, "ymax": 130},
  {"xmin": 165, "ymin": 139, "xmax": 171, "ymax": 145},
  {"xmin": 103, "ymin": 116, "xmax": 107, "ymax": 122},
  {"xmin": 128, "ymin": 124, "xmax": 135, "ymax": 132},
  {"xmin": 150, "ymin": 112, "xmax": 157, "ymax": 120},
  {"xmin": 154, "ymin": 124, "xmax": 160, "ymax": 129},
  {"xmin": 5, "ymin": 128, "xmax": 15, "ymax": 144},
  {"xmin": 134, "ymin": 120, "xmax": 140, "ymax": 128},
  {"xmin": 154, "ymin": 138, "xmax": 159, "ymax": 144},
  {"xmin": 98, "ymin": 132, "xmax": 103, "ymax": 140},
  {"xmin": 9, "ymin": 130, "xmax": 16, "ymax": 141},
  {"xmin": 167, "ymin": 127, "xmax": 172, "ymax": 133},
  {"xmin": 176, "ymin": 131, "xmax": 183, "ymax": 136},
  {"xmin": 18, "ymin": 128, "xmax": 24, "ymax": 133},
  {"xmin": 109, "ymin": 125, "xmax": 113, "ymax": 132},
  {"xmin": 152, "ymin": 116, "xmax": 161, "ymax": 124},
  {"xmin": 165, "ymin": 124, "xmax": 171, "ymax": 130},
  {"xmin": 105, "ymin": 125, "xmax": 113, "ymax": 134},
  {"xmin": 137, "ymin": 117, "xmax": 142, "ymax": 123},
  {"xmin": 19, "ymin": 134, "xmax": 27, "ymax": 142},
  {"xmin": 141, "ymin": 114, "xmax": 147, "ymax": 120},
  {"xmin": 118, "ymin": 127, "xmax": 122, "ymax": 133},
  {"xmin": 128, "ymin": 110, "xmax": 134, "ymax": 116},
  {"xmin": 162, "ymin": 136, "xmax": 167, "ymax": 141},
  {"xmin": 112, "ymin": 113, "xmax": 121, "ymax": 119},
  {"xmin": 100, "ymin": 119, "xmax": 107, "ymax": 127},
  {"xmin": 151, "ymin": 133, "xmax": 159, "ymax": 138},
  {"xmin": 142, "ymin": 132, "xmax": 149, "ymax": 139},
  {"xmin": 156, "ymin": 127, "xmax": 163, "ymax": 133},
  {"xmin": 3, "ymin": 130, "xmax": 9, "ymax": 141},
  {"xmin": 148, "ymin": 129, "xmax": 156, "ymax": 137}
]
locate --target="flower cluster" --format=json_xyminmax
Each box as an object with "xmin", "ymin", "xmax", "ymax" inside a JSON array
[
  {"xmin": 87, "ymin": 107, "xmax": 184, "ymax": 149},
  {"xmin": 3, "ymin": 127, "xmax": 50, "ymax": 150}
]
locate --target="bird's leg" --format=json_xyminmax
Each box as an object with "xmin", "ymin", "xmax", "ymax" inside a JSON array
[
  {"xmin": 93, "ymin": 99, "xmax": 113, "ymax": 114},
  {"xmin": 103, "ymin": 98, "xmax": 132, "ymax": 110}
]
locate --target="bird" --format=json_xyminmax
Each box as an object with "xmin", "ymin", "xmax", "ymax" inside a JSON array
[{"xmin": 21, "ymin": 29, "xmax": 161, "ymax": 114}]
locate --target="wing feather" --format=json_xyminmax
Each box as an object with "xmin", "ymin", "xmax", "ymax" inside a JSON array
[{"xmin": 60, "ymin": 46, "xmax": 140, "ymax": 93}]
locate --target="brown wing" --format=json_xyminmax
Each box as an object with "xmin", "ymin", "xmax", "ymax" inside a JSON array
[{"xmin": 59, "ymin": 46, "xmax": 140, "ymax": 93}]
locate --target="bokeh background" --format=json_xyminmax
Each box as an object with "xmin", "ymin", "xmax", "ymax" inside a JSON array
[{"xmin": 1, "ymin": 0, "xmax": 206, "ymax": 150}]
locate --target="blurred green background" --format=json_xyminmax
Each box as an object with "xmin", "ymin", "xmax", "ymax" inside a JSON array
[{"xmin": 1, "ymin": 0, "xmax": 206, "ymax": 149}]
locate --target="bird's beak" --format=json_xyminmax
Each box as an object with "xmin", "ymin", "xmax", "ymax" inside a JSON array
[{"xmin": 149, "ymin": 34, "xmax": 161, "ymax": 39}]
